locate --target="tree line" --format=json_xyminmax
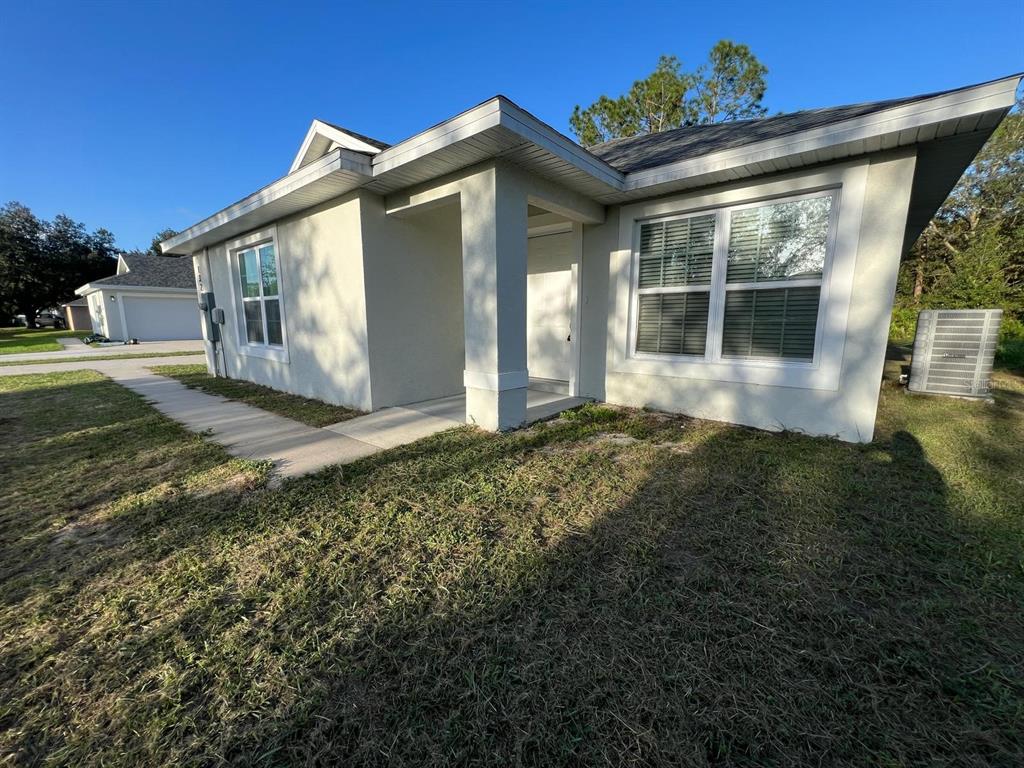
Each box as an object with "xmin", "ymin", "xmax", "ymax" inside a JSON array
[{"xmin": 0, "ymin": 201, "xmax": 175, "ymax": 327}]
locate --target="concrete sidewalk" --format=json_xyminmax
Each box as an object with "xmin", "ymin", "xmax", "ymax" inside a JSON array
[
  {"xmin": 0, "ymin": 337, "xmax": 204, "ymax": 362},
  {"xmin": 2, "ymin": 358, "xmax": 586, "ymax": 482},
  {"xmin": 1, "ymin": 357, "xmax": 382, "ymax": 480}
]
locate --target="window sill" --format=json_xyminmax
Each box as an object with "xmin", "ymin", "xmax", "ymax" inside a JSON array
[{"xmin": 238, "ymin": 343, "xmax": 289, "ymax": 364}]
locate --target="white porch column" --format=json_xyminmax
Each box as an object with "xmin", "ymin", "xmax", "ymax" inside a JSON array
[{"xmin": 460, "ymin": 164, "xmax": 528, "ymax": 430}]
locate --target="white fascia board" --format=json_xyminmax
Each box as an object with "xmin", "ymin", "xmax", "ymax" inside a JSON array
[
  {"xmin": 370, "ymin": 97, "xmax": 625, "ymax": 190},
  {"xmin": 496, "ymin": 99, "xmax": 624, "ymax": 188},
  {"xmin": 371, "ymin": 99, "xmax": 507, "ymax": 174},
  {"xmin": 161, "ymin": 148, "xmax": 373, "ymax": 254},
  {"xmin": 289, "ymin": 119, "xmax": 385, "ymax": 173},
  {"xmin": 77, "ymin": 284, "xmax": 195, "ymax": 297},
  {"xmin": 622, "ymin": 75, "xmax": 1021, "ymax": 193}
]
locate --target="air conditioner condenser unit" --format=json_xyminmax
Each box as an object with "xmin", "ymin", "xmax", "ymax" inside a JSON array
[{"xmin": 908, "ymin": 309, "xmax": 1002, "ymax": 398}]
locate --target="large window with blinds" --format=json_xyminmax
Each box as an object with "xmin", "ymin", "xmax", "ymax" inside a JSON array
[{"xmin": 632, "ymin": 190, "xmax": 836, "ymax": 364}]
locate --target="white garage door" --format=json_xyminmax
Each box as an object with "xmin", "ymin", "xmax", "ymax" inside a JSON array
[
  {"xmin": 122, "ymin": 295, "xmax": 202, "ymax": 341},
  {"xmin": 527, "ymin": 232, "xmax": 574, "ymax": 383}
]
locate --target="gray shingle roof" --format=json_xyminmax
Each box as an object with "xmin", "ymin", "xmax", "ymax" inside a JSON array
[
  {"xmin": 587, "ymin": 85, "xmax": 975, "ymax": 174},
  {"xmin": 93, "ymin": 254, "xmax": 196, "ymax": 290},
  {"xmin": 318, "ymin": 119, "xmax": 391, "ymax": 150}
]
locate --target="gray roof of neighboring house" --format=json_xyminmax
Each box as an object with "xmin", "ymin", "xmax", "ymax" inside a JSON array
[
  {"xmin": 92, "ymin": 253, "xmax": 196, "ymax": 290},
  {"xmin": 587, "ymin": 85, "xmax": 982, "ymax": 173}
]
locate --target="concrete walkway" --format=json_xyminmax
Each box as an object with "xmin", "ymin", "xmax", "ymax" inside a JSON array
[
  {"xmin": 2, "ymin": 356, "xmax": 588, "ymax": 481},
  {"xmin": 1, "ymin": 337, "xmax": 204, "ymax": 363},
  {"xmin": 1, "ymin": 356, "xmax": 380, "ymax": 480}
]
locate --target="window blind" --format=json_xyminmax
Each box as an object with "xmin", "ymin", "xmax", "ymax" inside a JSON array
[
  {"xmin": 638, "ymin": 214, "xmax": 715, "ymax": 288},
  {"xmin": 636, "ymin": 292, "xmax": 710, "ymax": 355},
  {"xmin": 721, "ymin": 287, "xmax": 820, "ymax": 360}
]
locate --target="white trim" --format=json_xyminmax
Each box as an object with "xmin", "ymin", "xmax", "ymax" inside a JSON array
[
  {"xmin": 116, "ymin": 291, "xmax": 128, "ymax": 339},
  {"xmin": 76, "ymin": 283, "xmax": 196, "ymax": 297},
  {"xmin": 289, "ymin": 119, "xmax": 386, "ymax": 173},
  {"xmin": 162, "ymin": 149, "xmax": 372, "ymax": 254},
  {"xmin": 224, "ymin": 225, "xmax": 290, "ymax": 364},
  {"xmin": 612, "ymin": 161, "xmax": 869, "ymax": 391},
  {"xmin": 463, "ymin": 369, "xmax": 529, "ymax": 391},
  {"xmin": 568, "ymin": 222, "xmax": 584, "ymax": 397}
]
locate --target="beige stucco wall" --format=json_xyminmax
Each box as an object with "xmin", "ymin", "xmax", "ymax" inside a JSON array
[
  {"xmin": 188, "ymin": 149, "xmax": 916, "ymax": 442},
  {"xmin": 197, "ymin": 191, "xmax": 374, "ymax": 411},
  {"xmin": 360, "ymin": 195, "xmax": 465, "ymax": 409},
  {"xmin": 589, "ymin": 150, "xmax": 917, "ymax": 442}
]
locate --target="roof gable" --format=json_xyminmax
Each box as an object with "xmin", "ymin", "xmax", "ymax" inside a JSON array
[{"xmin": 290, "ymin": 119, "xmax": 389, "ymax": 173}]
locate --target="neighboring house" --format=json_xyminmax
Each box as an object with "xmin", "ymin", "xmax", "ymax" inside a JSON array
[
  {"xmin": 75, "ymin": 253, "xmax": 201, "ymax": 341},
  {"xmin": 62, "ymin": 298, "xmax": 92, "ymax": 331},
  {"xmin": 161, "ymin": 74, "xmax": 1020, "ymax": 441}
]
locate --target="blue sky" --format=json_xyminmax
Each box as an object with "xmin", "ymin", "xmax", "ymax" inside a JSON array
[{"xmin": 1, "ymin": 0, "xmax": 1021, "ymax": 250}]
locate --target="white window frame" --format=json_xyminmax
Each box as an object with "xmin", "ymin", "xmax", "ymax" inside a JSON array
[
  {"xmin": 225, "ymin": 225, "xmax": 290, "ymax": 363},
  {"xmin": 612, "ymin": 160, "xmax": 870, "ymax": 392},
  {"xmin": 631, "ymin": 208, "xmax": 718, "ymax": 361}
]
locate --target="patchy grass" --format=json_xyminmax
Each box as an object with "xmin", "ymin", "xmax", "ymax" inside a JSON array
[
  {"xmin": 0, "ymin": 351, "xmax": 204, "ymax": 367},
  {"xmin": 0, "ymin": 328, "xmax": 90, "ymax": 355},
  {"xmin": 149, "ymin": 363, "xmax": 362, "ymax": 427},
  {"xmin": 1, "ymin": 369, "xmax": 1023, "ymax": 766}
]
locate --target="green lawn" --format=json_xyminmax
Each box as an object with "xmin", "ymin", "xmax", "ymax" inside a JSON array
[
  {"xmin": 149, "ymin": 363, "xmax": 362, "ymax": 427},
  {"xmin": 0, "ymin": 351, "xmax": 204, "ymax": 367},
  {"xmin": 1, "ymin": 369, "xmax": 1022, "ymax": 766},
  {"xmin": 0, "ymin": 327, "xmax": 90, "ymax": 355}
]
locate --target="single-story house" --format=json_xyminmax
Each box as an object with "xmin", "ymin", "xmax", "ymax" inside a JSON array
[
  {"xmin": 161, "ymin": 74, "xmax": 1021, "ymax": 441},
  {"xmin": 76, "ymin": 253, "xmax": 202, "ymax": 341},
  {"xmin": 61, "ymin": 298, "xmax": 92, "ymax": 331}
]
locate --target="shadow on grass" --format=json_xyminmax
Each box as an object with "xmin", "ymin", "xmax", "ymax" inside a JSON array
[
  {"xmin": 2, "ymin": 374, "xmax": 1022, "ymax": 766},
  {"xmin": 238, "ymin": 424, "xmax": 1020, "ymax": 767}
]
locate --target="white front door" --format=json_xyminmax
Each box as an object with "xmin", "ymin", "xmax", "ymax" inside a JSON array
[{"xmin": 527, "ymin": 231, "xmax": 574, "ymax": 382}]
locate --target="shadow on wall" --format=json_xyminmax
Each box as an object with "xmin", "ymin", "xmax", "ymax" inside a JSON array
[{"xmin": 216, "ymin": 194, "xmax": 468, "ymax": 413}]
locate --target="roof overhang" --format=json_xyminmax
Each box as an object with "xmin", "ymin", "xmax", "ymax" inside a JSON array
[
  {"xmin": 162, "ymin": 149, "xmax": 374, "ymax": 254},
  {"xmin": 163, "ymin": 75, "xmax": 1021, "ymax": 256},
  {"xmin": 75, "ymin": 283, "xmax": 197, "ymax": 297},
  {"xmin": 601, "ymin": 74, "xmax": 1020, "ymax": 206}
]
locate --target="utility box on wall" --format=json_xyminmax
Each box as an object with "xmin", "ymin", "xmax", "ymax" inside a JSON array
[{"xmin": 908, "ymin": 309, "xmax": 1002, "ymax": 398}]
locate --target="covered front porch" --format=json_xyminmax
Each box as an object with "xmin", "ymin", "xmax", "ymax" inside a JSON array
[{"xmin": 385, "ymin": 159, "xmax": 604, "ymax": 431}]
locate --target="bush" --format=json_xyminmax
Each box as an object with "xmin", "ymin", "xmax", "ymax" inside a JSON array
[
  {"xmin": 997, "ymin": 315, "xmax": 1024, "ymax": 371},
  {"xmin": 888, "ymin": 307, "xmax": 919, "ymax": 344}
]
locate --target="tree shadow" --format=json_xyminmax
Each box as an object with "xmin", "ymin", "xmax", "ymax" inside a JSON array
[{"xmin": 133, "ymin": 418, "xmax": 1024, "ymax": 763}]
